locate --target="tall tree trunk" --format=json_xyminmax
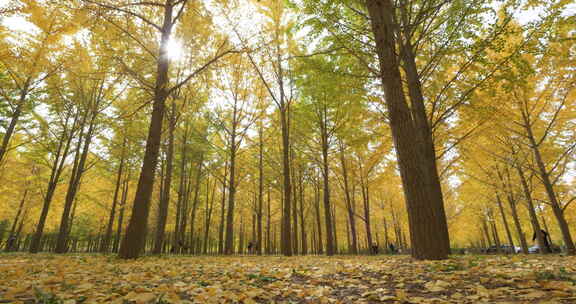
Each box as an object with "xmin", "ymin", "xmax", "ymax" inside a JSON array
[
  {"xmin": 507, "ymin": 194, "xmax": 529, "ymax": 254},
  {"xmin": 218, "ymin": 162, "xmax": 227, "ymax": 254},
  {"xmin": 30, "ymin": 112, "xmax": 78, "ymax": 253},
  {"xmin": 321, "ymin": 123, "xmax": 334, "ymax": 255},
  {"xmin": 340, "ymin": 146, "xmax": 358, "ymax": 254},
  {"xmin": 515, "ymin": 164, "xmax": 548, "ymax": 253},
  {"xmin": 524, "ymin": 123, "xmax": 575, "ymax": 254},
  {"xmin": 119, "ymin": 1, "xmax": 175, "ymax": 259},
  {"xmin": 0, "ymin": 83, "xmax": 30, "ymax": 164},
  {"xmin": 56, "ymin": 105, "xmax": 99, "ymax": 253},
  {"xmin": 225, "ymin": 134, "xmax": 238, "ymax": 255},
  {"xmin": 292, "ymin": 166, "xmax": 299, "ymax": 254},
  {"xmin": 266, "ymin": 187, "xmax": 271, "ymax": 254},
  {"xmin": 488, "ymin": 209, "xmax": 501, "ymax": 252},
  {"xmin": 299, "ymin": 172, "xmax": 307, "ymax": 255},
  {"xmin": 203, "ymin": 176, "xmax": 216, "ymax": 254},
  {"xmin": 188, "ymin": 154, "xmax": 204, "ymax": 252},
  {"xmin": 9, "ymin": 190, "xmax": 28, "ymax": 238},
  {"xmin": 279, "ymin": 105, "xmax": 292, "ymax": 256},
  {"xmin": 114, "ymin": 173, "xmax": 130, "ymax": 253},
  {"xmin": 360, "ymin": 172, "xmax": 373, "ymax": 252},
  {"xmin": 257, "ymin": 125, "xmax": 264, "ymax": 255},
  {"xmin": 365, "ymin": 0, "xmax": 450, "ymax": 260},
  {"xmin": 496, "ymin": 194, "xmax": 515, "ymax": 249},
  {"xmin": 101, "ymin": 139, "xmax": 126, "ymax": 253},
  {"xmin": 153, "ymin": 103, "xmax": 176, "ymax": 254},
  {"xmin": 313, "ymin": 175, "xmax": 323, "ymax": 254}
]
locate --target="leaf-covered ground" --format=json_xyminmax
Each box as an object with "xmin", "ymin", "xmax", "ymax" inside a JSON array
[{"xmin": 1, "ymin": 254, "xmax": 576, "ymax": 303}]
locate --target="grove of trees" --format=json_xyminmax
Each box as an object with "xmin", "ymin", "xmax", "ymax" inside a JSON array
[{"xmin": 0, "ymin": 0, "xmax": 574, "ymax": 260}]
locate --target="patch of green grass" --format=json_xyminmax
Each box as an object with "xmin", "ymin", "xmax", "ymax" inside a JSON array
[
  {"xmin": 34, "ymin": 288, "xmax": 63, "ymax": 304},
  {"xmin": 247, "ymin": 273, "xmax": 279, "ymax": 286},
  {"xmin": 534, "ymin": 269, "xmax": 576, "ymax": 282}
]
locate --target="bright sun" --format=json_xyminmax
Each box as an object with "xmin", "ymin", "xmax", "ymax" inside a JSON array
[{"xmin": 166, "ymin": 38, "xmax": 184, "ymax": 60}]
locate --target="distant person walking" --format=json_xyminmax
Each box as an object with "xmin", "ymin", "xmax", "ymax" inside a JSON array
[
  {"xmin": 532, "ymin": 229, "xmax": 552, "ymax": 253},
  {"xmin": 5, "ymin": 235, "xmax": 16, "ymax": 252}
]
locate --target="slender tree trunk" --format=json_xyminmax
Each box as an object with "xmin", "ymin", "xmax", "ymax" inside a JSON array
[
  {"xmin": 0, "ymin": 84, "xmax": 30, "ymax": 164},
  {"xmin": 189, "ymin": 154, "xmax": 204, "ymax": 252},
  {"xmin": 496, "ymin": 194, "xmax": 515, "ymax": 249},
  {"xmin": 292, "ymin": 167, "xmax": 299, "ymax": 254},
  {"xmin": 340, "ymin": 147, "xmax": 358, "ymax": 254},
  {"xmin": 279, "ymin": 105, "xmax": 292, "ymax": 256},
  {"xmin": 119, "ymin": 1, "xmax": 175, "ymax": 259},
  {"xmin": 257, "ymin": 126, "xmax": 264, "ymax": 255},
  {"xmin": 360, "ymin": 173, "xmax": 373, "ymax": 252},
  {"xmin": 518, "ymin": 101, "xmax": 575, "ymax": 254},
  {"xmin": 266, "ymin": 187, "xmax": 271, "ymax": 255},
  {"xmin": 365, "ymin": 0, "xmax": 450, "ymax": 260},
  {"xmin": 321, "ymin": 125, "xmax": 334, "ymax": 255},
  {"xmin": 101, "ymin": 139, "xmax": 126, "ymax": 253},
  {"xmin": 203, "ymin": 177, "xmax": 216, "ymax": 254},
  {"xmin": 153, "ymin": 103, "xmax": 176, "ymax": 254},
  {"xmin": 218, "ymin": 163, "xmax": 227, "ymax": 254},
  {"xmin": 314, "ymin": 175, "xmax": 323, "ymax": 254},
  {"xmin": 299, "ymin": 173, "xmax": 307, "ymax": 255},
  {"xmin": 515, "ymin": 164, "xmax": 548, "ymax": 253},
  {"xmin": 9, "ymin": 190, "xmax": 27, "ymax": 237},
  {"xmin": 114, "ymin": 173, "xmax": 130, "ymax": 253},
  {"xmin": 488, "ymin": 209, "xmax": 501, "ymax": 252},
  {"xmin": 225, "ymin": 134, "xmax": 238, "ymax": 255},
  {"xmin": 507, "ymin": 194, "xmax": 529, "ymax": 254},
  {"xmin": 30, "ymin": 112, "xmax": 78, "ymax": 253}
]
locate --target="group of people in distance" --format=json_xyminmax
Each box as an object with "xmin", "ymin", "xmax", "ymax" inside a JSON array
[{"xmin": 371, "ymin": 243, "xmax": 397, "ymax": 255}]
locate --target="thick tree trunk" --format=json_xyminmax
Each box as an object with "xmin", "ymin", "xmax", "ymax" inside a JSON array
[
  {"xmin": 119, "ymin": 2, "xmax": 174, "ymax": 259},
  {"xmin": 365, "ymin": 0, "xmax": 450, "ymax": 260}
]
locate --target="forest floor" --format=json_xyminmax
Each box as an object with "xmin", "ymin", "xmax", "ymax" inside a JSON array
[{"xmin": 1, "ymin": 254, "xmax": 575, "ymax": 304}]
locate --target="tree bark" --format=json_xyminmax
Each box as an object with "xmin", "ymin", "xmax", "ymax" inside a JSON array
[
  {"xmin": 496, "ymin": 194, "xmax": 515, "ymax": 249},
  {"xmin": 56, "ymin": 101, "xmax": 99, "ymax": 253},
  {"xmin": 153, "ymin": 102, "xmax": 176, "ymax": 254},
  {"xmin": 218, "ymin": 162, "xmax": 227, "ymax": 254},
  {"xmin": 365, "ymin": 0, "xmax": 450, "ymax": 260},
  {"xmin": 119, "ymin": 1, "xmax": 174, "ymax": 259},
  {"xmin": 320, "ymin": 118, "xmax": 334, "ymax": 255},
  {"xmin": 100, "ymin": 139, "xmax": 126, "ymax": 253},
  {"xmin": 30, "ymin": 112, "xmax": 78, "ymax": 253},
  {"xmin": 515, "ymin": 163, "xmax": 548, "ymax": 253}
]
